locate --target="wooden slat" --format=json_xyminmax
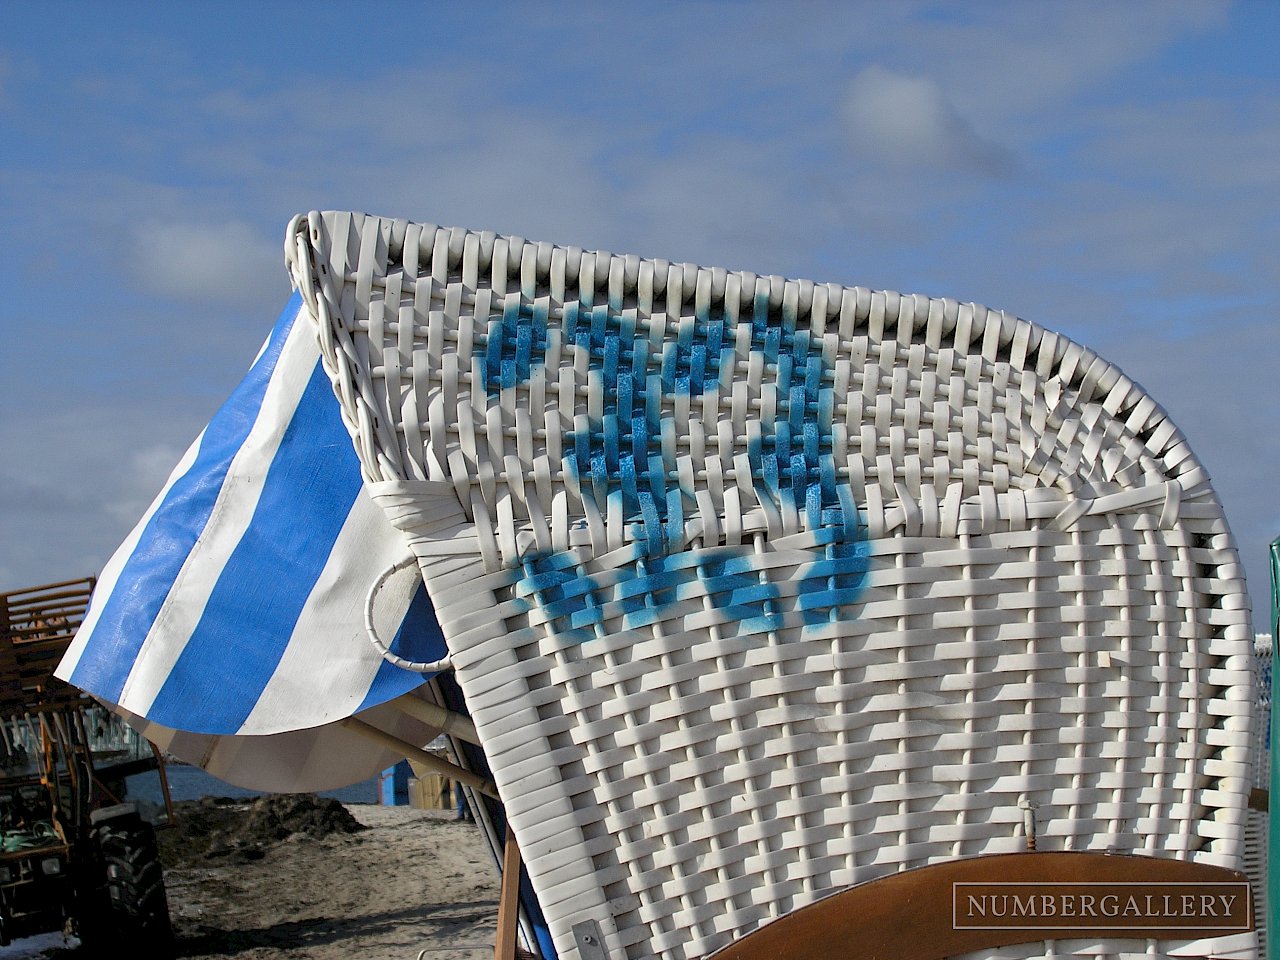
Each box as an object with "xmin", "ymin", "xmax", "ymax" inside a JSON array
[
  {"xmin": 495, "ymin": 832, "xmax": 522, "ymax": 960},
  {"xmin": 0, "ymin": 577, "xmax": 94, "ymax": 718},
  {"xmin": 710, "ymin": 852, "xmax": 1253, "ymax": 960}
]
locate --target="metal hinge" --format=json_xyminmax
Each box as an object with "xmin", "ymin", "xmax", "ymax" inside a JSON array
[{"xmin": 571, "ymin": 920, "xmax": 612, "ymax": 960}]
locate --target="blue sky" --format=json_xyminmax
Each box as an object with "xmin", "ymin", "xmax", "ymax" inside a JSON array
[{"xmin": 2, "ymin": 1, "xmax": 1277, "ymax": 617}]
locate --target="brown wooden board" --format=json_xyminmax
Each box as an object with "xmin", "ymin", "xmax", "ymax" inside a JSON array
[
  {"xmin": 0, "ymin": 578, "xmax": 95, "ymax": 717},
  {"xmin": 709, "ymin": 852, "xmax": 1252, "ymax": 960}
]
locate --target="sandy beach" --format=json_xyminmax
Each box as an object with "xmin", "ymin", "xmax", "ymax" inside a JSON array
[{"xmin": 4, "ymin": 798, "xmax": 502, "ymax": 960}]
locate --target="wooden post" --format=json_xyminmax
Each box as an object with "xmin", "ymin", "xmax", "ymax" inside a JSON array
[{"xmin": 495, "ymin": 831, "xmax": 522, "ymax": 960}]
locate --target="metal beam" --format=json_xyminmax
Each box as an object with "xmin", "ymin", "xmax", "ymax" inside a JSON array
[
  {"xmin": 339, "ymin": 716, "xmax": 499, "ymax": 799},
  {"xmin": 390, "ymin": 693, "xmax": 480, "ymax": 744}
]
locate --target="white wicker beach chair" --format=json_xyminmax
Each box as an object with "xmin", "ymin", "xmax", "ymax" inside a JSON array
[{"xmin": 280, "ymin": 210, "xmax": 1256, "ymax": 960}]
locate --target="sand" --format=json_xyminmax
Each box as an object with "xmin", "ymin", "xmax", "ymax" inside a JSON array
[
  {"xmin": 5, "ymin": 799, "xmax": 503, "ymax": 960},
  {"xmin": 163, "ymin": 801, "xmax": 503, "ymax": 960}
]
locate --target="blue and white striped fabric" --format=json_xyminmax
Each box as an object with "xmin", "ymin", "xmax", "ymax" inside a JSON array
[{"xmin": 57, "ymin": 294, "xmax": 446, "ymax": 738}]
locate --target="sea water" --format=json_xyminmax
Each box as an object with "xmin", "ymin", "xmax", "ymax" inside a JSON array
[{"xmin": 126, "ymin": 763, "xmax": 379, "ymax": 806}]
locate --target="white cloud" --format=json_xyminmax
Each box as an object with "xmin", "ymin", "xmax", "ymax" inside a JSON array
[
  {"xmin": 130, "ymin": 219, "xmax": 283, "ymax": 307},
  {"xmin": 841, "ymin": 66, "xmax": 1016, "ymax": 178},
  {"xmin": 106, "ymin": 443, "xmax": 189, "ymax": 525},
  {"xmin": 1089, "ymin": 95, "xmax": 1280, "ymax": 193},
  {"xmin": 866, "ymin": 1, "xmax": 1229, "ymax": 126},
  {"xmin": 0, "ymin": 404, "xmax": 207, "ymax": 591},
  {"xmin": 0, "ymin": 0, "xmax": 1271, "ymax": 602}
]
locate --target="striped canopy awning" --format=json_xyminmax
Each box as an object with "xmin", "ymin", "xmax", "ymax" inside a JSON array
[{"xmin": 56, "ymin": 294, "xmax": 447, "ymax": 788}]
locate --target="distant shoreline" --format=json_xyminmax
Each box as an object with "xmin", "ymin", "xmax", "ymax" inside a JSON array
[{"xmin": 131, "ymin": 762, "xmax": 379, "ymax": 805}]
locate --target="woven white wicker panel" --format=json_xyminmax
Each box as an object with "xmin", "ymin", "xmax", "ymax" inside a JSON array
[{"xmin": 286, "ymin": 211, "xmax": 1256, "ymax": 960}]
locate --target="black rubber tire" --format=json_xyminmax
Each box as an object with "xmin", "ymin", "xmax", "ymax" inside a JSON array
[{"xmin": 88, "ymin": 813, "xmax": 174, "ymax": 957}]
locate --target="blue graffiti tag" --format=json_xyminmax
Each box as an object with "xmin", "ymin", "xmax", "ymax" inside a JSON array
[{"xmin": 478, "ymin": 289, "xmax": 868, "ymax": 643}]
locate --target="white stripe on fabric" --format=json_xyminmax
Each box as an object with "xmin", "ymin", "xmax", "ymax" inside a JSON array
[
  {"xmin": 114, "ymin": 318, "xmax": 320, "ymax": 718},
  {"xmin": 56, "ymin": 432, "xmax": 206, "ymax": 682},
  {"xmin": 238, "ymin": 489, "xmax": 420, "ymax": 732},
  {"xmin": 62, "ymin": 297, "xmax": 305, "ymax": 705}
]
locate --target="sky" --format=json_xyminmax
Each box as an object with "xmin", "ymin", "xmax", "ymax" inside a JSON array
[{"xmin": 1, "ymin": 1, "xmax": 1277, "ymax": 623}]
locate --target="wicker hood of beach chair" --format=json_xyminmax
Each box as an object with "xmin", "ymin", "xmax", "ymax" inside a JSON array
[{"xmin": 285, "ymin": 210, "xmax": 1256, "ymax": 960}]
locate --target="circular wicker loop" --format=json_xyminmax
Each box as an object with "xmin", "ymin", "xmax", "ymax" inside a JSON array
[{"xmin": 364, "ymin": 556, "xmax": 451, "ymax": 674}]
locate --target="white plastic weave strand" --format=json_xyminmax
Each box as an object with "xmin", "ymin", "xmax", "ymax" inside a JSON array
[{"xmin": 287, "ymin": 211, "xmax": 1255, "ymax": 960}]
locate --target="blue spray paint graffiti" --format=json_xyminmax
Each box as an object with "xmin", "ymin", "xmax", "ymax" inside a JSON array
[{"xmin": 478, "ymin": 291, "xmax": 868, "ymax": 642}]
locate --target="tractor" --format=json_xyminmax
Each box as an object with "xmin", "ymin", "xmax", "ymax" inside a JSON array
[{"xmin": 0, "ymin": 577, "xmax": 174, "ymax": 955}]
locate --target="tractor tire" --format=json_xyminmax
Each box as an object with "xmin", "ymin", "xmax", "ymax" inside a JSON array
[{"xmin": 88, "ymin": 813, "xmax": 174, "ymax": 957}]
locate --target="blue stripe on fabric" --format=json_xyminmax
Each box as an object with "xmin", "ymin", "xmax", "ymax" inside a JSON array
[
  {"xmin": 144, "ymin": 357, "xmax": 365, "ymax": 733},
  {"xmin": 69, "ymin": 293, "xmax": 304, "ymax": 703},
  {"xmin": 357, "ymin": 583, "xmax": 450, "ymax": 712}
]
